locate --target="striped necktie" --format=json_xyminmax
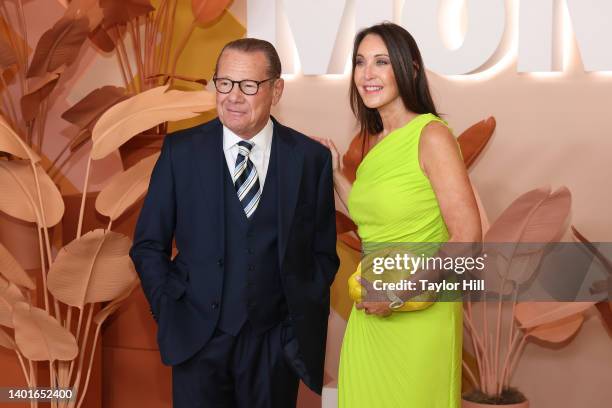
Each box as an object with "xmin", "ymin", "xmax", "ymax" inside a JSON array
[{"xmin": 233, "ymin": 140, "xmax": 261, "ymax": 218}]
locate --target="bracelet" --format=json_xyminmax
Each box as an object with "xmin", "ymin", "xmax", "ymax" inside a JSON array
[{"xmin": 386, "ymin": 289, "xmax": 405, "ymax": 310}]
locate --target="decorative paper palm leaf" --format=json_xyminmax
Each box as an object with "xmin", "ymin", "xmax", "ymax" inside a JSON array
[
  {"xmin": 595, "ymin": 301, "xmax": 612, "ymax": 333},
  {"xmin": 90, "ymin": 84, "xmax": 215, "ymax": 160},
  {"xmin": 571, "ymin": 226, "xmax": 612, "ymax": 325},
  {"xmin": 21, "ymin": 71, "xmax": 61, "ymax": 122},
  {"xmin": 12, "ymin": 302, "xmax": 78, "ymax": 361},
  {"xmin": 62, "ymin": 86, "xmax": 128, "ymax": 130},
  {"xmin": 457, "ymin": 117, "xmax": 496, "ymax": 169},
  {"xmin": 514, "ymin": 301, "xmax": 595, "ymax": 329},
  {"xmin": 47, "ymin": 230, "xmax": 138, "ymax": 310},
  {"xmin": 192, "ymin": 0, "xmax": 232, "ymax": 25},
  {"xmin": 62, "ymin": 86, "xmax": 129, "ymax": 152},
  {"xmin": 0, "ymin": 279, "xmax": 27, "ymax": 328},
  {"xmin": 0, "ymin": 242, "xmax": 35, "ymax": 290},
  {"xmin": 336, "ymin": 211, "xmax": 357, "ymax": 235},
  {"xmin": 526, "ymin": 314, "xmax": 584, "ymax": 343},
  {"xmin": 88, "ymin": 25, "xmax": 116, "ymax": 52},
  {"xmin": 0, "ymin": 37, "xmax": 17, "ymax": 69},
  {"xmin": 483, "ymin": 187, "xmax": 571, "ymax": 286},
  {"xmin": 0, "ymin": 326, "xmax": 16, "ymax": 349},
  {"xmin": 94, "ymin": 280, "xmax": 139, "ymax": 325},
  {"xmin": 341, "ymin": 132, "xmax": 375, "ymax": 183},
  {"xmin": 485, "ymin": 187, "xmax": 571, "ymax": 244},
  {"xmin": 95, "ymin": 152, "xmax": 160, "ymax": 220},
  {"xmin": 99, "ymin": 0, "xmax": 155, "ymax": 28},
  {"xmin": 64, "ymin": 0, "xmax": 104, "ymax": 30},
  {"xmin": 0, "ymin": 115, "xmax": 40, "ymax": 162},
  {"xmin": 0, "ymin": 160, "xmax": 64, "ymax": 227},
  {"xmin": 26, "ymin": 17, "xmax": 89, "ymax": 78}
]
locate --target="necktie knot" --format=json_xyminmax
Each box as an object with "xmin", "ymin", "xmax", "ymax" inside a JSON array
[{"xmin": 237, "ymin": 140, "xmax": 254, "ymax": 157}]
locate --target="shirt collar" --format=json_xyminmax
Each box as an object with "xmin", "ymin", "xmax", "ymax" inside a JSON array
[{"xmin": 223, "ymin": 118, "xmax": 274, "ymax": 152}]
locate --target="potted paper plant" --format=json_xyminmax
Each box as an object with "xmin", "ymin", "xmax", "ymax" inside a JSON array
[
  {"xmin": 0, "ymin": 0, "xmax": 227, "ymax": 406},
  {"xmin": 459, "ymin": 185, "xmax": 600, "ymax": 407}
]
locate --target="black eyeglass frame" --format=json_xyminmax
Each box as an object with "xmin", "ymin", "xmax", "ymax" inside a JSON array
[{"xmin": 212, "ymin": 76, "xmax": 279, "ymax": 95}]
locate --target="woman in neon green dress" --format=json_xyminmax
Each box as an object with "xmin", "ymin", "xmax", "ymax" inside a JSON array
[{"xmin": 318, "ymin": 23, "xmax": 481, "ymax": 407}]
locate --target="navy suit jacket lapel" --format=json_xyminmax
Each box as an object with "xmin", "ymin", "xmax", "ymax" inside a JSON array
[{"xmin": 274, "ymin": 118, "xmax": 303, "ymax": 267}]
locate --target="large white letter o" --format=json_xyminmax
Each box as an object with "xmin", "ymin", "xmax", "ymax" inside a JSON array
[{"xmin": 402, "ymin": 0, "xmax": 506, "ymax": 75}]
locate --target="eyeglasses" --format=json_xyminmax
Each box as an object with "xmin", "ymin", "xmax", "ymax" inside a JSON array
[{"xmin": 213, "ymin": 76, "xmax": 278, "ymax": 95}]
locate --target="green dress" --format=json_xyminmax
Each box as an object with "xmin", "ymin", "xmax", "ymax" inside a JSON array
[{"xmin": 338, "ymin": 114, "xmax": 462, "ymax": 408}]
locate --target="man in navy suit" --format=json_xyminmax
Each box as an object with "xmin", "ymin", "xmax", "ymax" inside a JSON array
[{"xmin": 130, "ymin": 38, "xmax": 339, "ymax": 408}]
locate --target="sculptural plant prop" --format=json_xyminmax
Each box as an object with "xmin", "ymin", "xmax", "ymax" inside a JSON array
[
  {"xmin": 0, "ymin": 0, "xmax": 229, "ymax": 175},
  {"xmin": 0, "ymin": 81, "xmax": 215, "ymax": 407},
  {"xmin": 0, "ymin": 1, "xmax": 222, "ymax": 406},
  {"xmin": 460, "ymin": 185, "xmax": 599, "ymax": 404}
]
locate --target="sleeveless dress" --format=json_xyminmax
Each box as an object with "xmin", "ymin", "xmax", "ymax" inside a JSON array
[{"xmin": 338, "ymin": 114, "xmax": 462, "ymax": 408}]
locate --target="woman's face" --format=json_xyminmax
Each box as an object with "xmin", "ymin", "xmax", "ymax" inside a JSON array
[{"xmin": 353, "ymin": 34, "xmax": 401, "ymax": 111}]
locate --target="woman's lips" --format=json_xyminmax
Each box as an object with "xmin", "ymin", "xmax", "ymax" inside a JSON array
[{"xmin": 363, "ymin": 85, "xmax": 383, "ymax": 94}]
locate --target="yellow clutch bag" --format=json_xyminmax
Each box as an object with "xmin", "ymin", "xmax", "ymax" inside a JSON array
[{"xmin": 348, "ymin": 262, "xmax": 435, "ymax": 312}]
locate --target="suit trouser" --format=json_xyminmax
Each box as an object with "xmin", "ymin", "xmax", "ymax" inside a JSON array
[{"xmin": 171, "ymin": 320, "xmax": 301, "ymax": 408}]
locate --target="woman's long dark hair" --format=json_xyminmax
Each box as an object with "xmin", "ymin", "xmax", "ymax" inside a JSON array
[{"xmin": 350, "ymin": 22, "xmax": 439, "ymax": 138}]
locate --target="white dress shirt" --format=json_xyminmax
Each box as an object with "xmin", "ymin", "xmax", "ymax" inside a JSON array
[{"xmin": 223, "ymin": 119, "xmax": 274, "ymax": 189}]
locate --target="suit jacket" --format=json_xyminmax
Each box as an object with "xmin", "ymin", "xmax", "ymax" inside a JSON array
[{"xmin": 129, "ymin": 117, "xmax": 339, "ymax": 393}]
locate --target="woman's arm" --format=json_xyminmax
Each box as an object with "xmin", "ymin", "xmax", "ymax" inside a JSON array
[
  {"xmin": 419, "ymin": 121, "xmax": 482, "ymax": 243},
  {"xmin": 311, "ymin": 137, "xmax": 352, "ymax": 214}
]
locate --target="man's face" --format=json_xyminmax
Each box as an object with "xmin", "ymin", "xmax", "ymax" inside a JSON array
[{"xmin": 215, "ymin": 49, "xmax": 284, "ymax": 139}]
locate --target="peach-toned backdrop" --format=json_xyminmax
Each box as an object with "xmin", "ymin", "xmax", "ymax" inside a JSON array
[{"xmin": 2, "ymin": 0, "xmax": 610, "ymax": 407}]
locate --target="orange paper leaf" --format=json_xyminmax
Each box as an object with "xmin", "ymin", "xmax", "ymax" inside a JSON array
[
  {"xmin": 91, "ymin": 85, "xmax": 215, "ymax": 160},
  {"xmin": 100, "ymin": 0, "xmax": 154, "ymax": 28},
  {"xmin": 64, "ymin": 0, "xmax": 104, "ymax": 30},
  {"xmin": 95, "ymin": 152, "xmax": 160, "ymax": 220},
  {"xmin": 0, "ymin": 160, "xmax": 65, "ymax": 227},
  {"xmin": 0, "ymin": 277, "xmax": 27, "ymax": 328},
  {"xmin": 21, "ymin": 72, "xmax": 61, "ymax": 122},
  {"xmin": 93, "ymin": 280, "xmax": 138, "ymax": 325},
  {"xmin": 88, "ymin": 25, "xmax": 116, "ymax": 52},
  {"xmin": 341, "ymin": 132, "xmax": 375, "ymax": 183},
  {"xmin": 26, "ymin": 17, "xmax": 89, "ymax": 78},
  {"xmin": 527, "ymin": 313, "xmax": 584, "ymax": 343},
  {"xmin": 0, "ymin": 326, "xmax": 16, "ymax": 349},
  {"xmin": 12, "ymin": 302, "xmax": 78, "ymax": 361},
  {"xmin": 192, "ymin": 0, "xmax": 232, "ymax": 25},
  {"xmin": 457, "ymin": 117, "xmax": 496, "ymax": 169},
  {"xmin": 0, "ymin": 114, "xmax": 40, "ymax": 162},
  {"xmin": 336, "ymin": 211, "xmax": 357, "ymax": 234},
  {"xmin": 47, "ymin": 230, "xmax": 138, "ymax": 309},
  {"xmin": 515, "ymin": 301, "xmax": 594, "ymax": 329},
  {"xmin": 62, "ymin": 86, "xmax": 127, "ymax": 130},
  {"xmin": 485, "ymin": 186, "xmax": 571, "ymax": 243},
  {"xmin": 0, "ymin": 37, "xmax": 17, "ymax": 70},
  {"xmin": 0, "ymin": 242, "xmax": 35, "ymax": 290}
]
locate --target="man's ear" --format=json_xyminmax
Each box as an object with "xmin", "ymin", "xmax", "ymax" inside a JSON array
[{"xmin": 272, "ymin": 78, "xmax": 284, "ymax": 105}]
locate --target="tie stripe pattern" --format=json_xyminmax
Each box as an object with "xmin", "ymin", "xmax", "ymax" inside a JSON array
[{"xmin": 233, "ymin": 140, "xmax": 261, "ymax": 218}]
